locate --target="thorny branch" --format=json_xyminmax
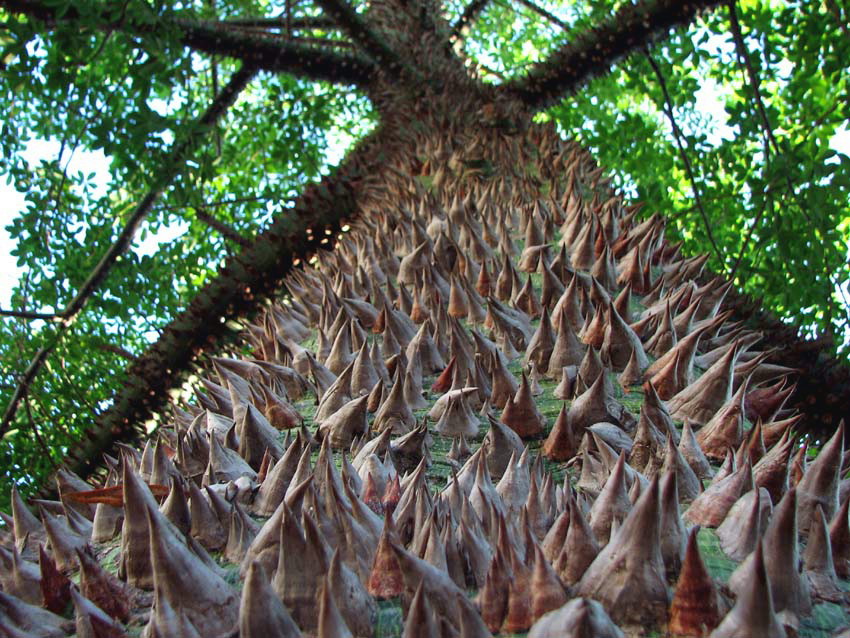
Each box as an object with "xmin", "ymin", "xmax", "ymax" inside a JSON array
[
  {"xmin": 645, "ymin": 51, "xmax": 725, "ymax": 269},
  {"xmin": 312, "ymin": 0, "xmax": 415, "ymax": 81},
  {"xmin": 24, "ymin": 395, "xmax": 56, "ymax": 467},
  {"xmin": 504, "ymin": 0, "xmax": 723, "ymax": 111},
  {"xmin": 0, "ymin": 0, "xmax": 375, "ymax": 86},
  {"xmin": 217, "ymin": 15, "xmax": 338, "ymax": 31},
  {"xmin": 0, "ymin": 65, "xmax": 257, "ymax": 439}
]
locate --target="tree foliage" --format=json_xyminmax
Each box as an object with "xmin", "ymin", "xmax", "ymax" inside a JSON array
[{"xmin": 0, "ymin": 0, "xmax": 847, "ymax": 502}]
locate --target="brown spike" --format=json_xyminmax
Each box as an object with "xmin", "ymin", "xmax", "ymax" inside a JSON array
[
  {"xmin": 668, "ymin": 341, "xmax": 741, "ymax": 426},
  {"xmin": 728, "ymin": 488, "xmax": 811, "ymax": 620},
  {"xmin": 829, "ymin": 492, "xmax": 850, "ymax": 579},
  {"xmin": 529, "ymin": 543, "xmax": 568, "ymax": 623},
  {"xmin": 803, "ymin": 505, "xmax": 844, "ymax": 602},
  {"xmin": 38, "ymin": 545, "xmax": 70, "ymax": 615},
  {"xmin": 694, "ymin": 377, "xmax": 749, "ymax": 460},
  {"xmin": 145, "ymin": 503, "xmax": 238, "ymax": 635},
  {"xmin": 797, "ymin": 421, "xmax": 844, "ymax": 535},
  {"xmin": 588, "ymin": 452, "xmax": 631, "ymax": 545},
  {"xmin": 77, "ymin": 548, "xmax": 134, "ymax": 623},
  {"xmin": 317, "ymin": 573, "xmax": 353, "ymax": 638},
  {"xmin": 500, "ymin": 553, "xmax": 533, "ymax": 633},
  {"xmin": 240, "ymin": 560, "xmax": 302, "ymax": 638},
  {"xmin": 716, "ymin": 488, "xmax": 772, "ymax": 562},
  {"xmin": 555, "ymin": 494, "xmax": 600, "ymax": 586},
  {"xmin": 685, "ymin": 458, "xmax": 752, "ymax": 527},
  {"xmin": 402, "ymin": 581, "xmax": 437, "ymax": 638},
  {"xmin": 367, "ymin": 514, "xmax": 404, "ymax": 599},
  {"xmin": 0, "ymin": 545, "xmax": 41, "ymax": 605},
  {"xmin": 500, "ymin": 372, "xmax": 546, "ymax": 439},
  {"xmin": 576, "ymin": 476, "xmax": 670, "ymax": 627},
  {"xmin": 678, "ymin": 419, "xmax": 713, "ymax": 481},
  {"xmin": 668, "ymin": 527, "xmax": 723, "ymax": 637},
  {"xmin": 477, "ymin": 551, "xmax": 510, "ymax": 633},
  {"xmin": 711, "ymin": 541, "xmax": 787, "ymax": 638},
  {"xmin": 542, "ymin": 403, "xmax": 578, "ymax": 462},
  {"xmin": 526, "ymin": 596, "xmax": 625, "ymax": 637}
]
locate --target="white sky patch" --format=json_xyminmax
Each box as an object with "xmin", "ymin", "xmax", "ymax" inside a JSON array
[
  {"xmin": 0, "ymin": 141, "xmax": 111, "ymax": 306},
  {"xmin": 829, "ymin": 123, "xmax": 850, "ymax": 157},
  {"xmin": 0, "ymin": 138, "xmax": 187, "ymax": 306},
  {"xmin": 133, "ymin": 219, "xmax": 190, "ymax": 257}
]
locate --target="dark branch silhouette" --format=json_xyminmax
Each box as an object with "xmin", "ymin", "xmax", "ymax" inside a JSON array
[
  {"xmin": 193, "ymin": 207, "xmax": 253, "ymax": 247},
  {"xmin": 451, "ymin": 0, "xmax": 491, "ymax": 40},
  {"xmin": 512, "ymin": 0, "xmax": 566, "ymax": 29},
  {"xmin": 645, "ymin": 51, "xmax": 724, "ymax": 268},
  {"xmin": 0, "ymin": 65, "xmax": 257, "ymax": 439},
  {"xmin": 174, "ymin": 19, "xmax": 374, "ymax": 84},
  {"xmin": 503, "ymin": 0, "xmax": 723, "ymax": 111},
  {"xmin": 0, "ymin": 308, "xmax": 59, "ymax": 320},
  {"xmin": 218, "ymin": 15, "xmax": 338, "ymax": 31},
  {"xmin": 66, "ymin": 148, "xmax": 368, "ymax": 479},
  {"xmin": 0, "ymin": 0, "xmax": 375, "ymax": 86},
  {"xmin": 313, "ymin": 0, "xmax": 412, "ymax": 79}
]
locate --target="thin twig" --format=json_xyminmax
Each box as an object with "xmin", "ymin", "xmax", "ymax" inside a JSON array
[
  {"xmin": 729, "ymin": 194, "xmax": 769, "ymax": 280},
  {"xmin": 0, "ymin": 65, "xmax": 257, "ymax": 439},
  {"xmin": 24, "ymin": 395, "xmax": 57, "ymax": 467},
  {"xmin": 0, "ymin": 308, "xmax": 59, "ymax": 320},
  {"xmin": 513, "ymin": 0, "xmax": 566, "ymax": 29},
  {"xmin": 193, "ymin": 207, "xmax": 252, "ymax": 247},
  {"xmin": 93, "ymin": 341, "xmax": 137, "ymax": 362},
  {"xmin": 645, "ymin": 50, "xmax": 725, "ymax": 268},
  {"xmin": 154, "ymin": 194, "xmax": 278, "ymax": 211},
  {"xmin": 727, "ymin": 0, "xmax": 850, "ymax": 327}
]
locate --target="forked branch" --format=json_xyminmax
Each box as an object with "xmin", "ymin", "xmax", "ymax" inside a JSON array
[
  {"xmin": 503, "ymin": 0, "xmax": 723, "ymax": 111},
  {"xmin": 313, "ymin": 0, "xmax": 413, "ymax": 79}
]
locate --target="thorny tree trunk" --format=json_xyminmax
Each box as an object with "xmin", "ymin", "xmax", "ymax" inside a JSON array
[{"xmin": 9, "ymin": 0, "xmax": 844, "ymax": 489}]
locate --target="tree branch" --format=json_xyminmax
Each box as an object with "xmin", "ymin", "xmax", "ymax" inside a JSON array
[
  {"xmin": 0, "ymin": 308, "xmax": 59, "ymax": 320},
  {"xmin": 451, "ymin": 0, "xmax": 491, "ymax": 40},
  {"xmin": 0, "ymin": 65, "xmax": 256, "ymax": 439},
  {"xmin": 192, "ymin": 207, "xmax": 252, "ymax": 247},
  {"xmin": 729, "ymin": 192, "xmax": 769, "ymax": 280},
  {"xmin": 64, "ymin": 147, "xmax": 370, "ymax": 479},
  {"xmin": 645, "ymin": 51, "xmax": 725, "ymax": 268},
  {"xmin": 175, "ymin": 19, "xmax": 374, "ymax": 84},
  {"xmin": 93, "ymin": 341, "xmax": 137, "ymax": 362},
  {"xmin": 512, "ymin": 0, "xmax": 566, "ymax": 29},
  {"xmin": 24, "ymin": 395, "xmax": 56, "ymax": 468},
  {"xmin": 218, "ymin": 16, "xmax": 338, "ymax": 31},
  {"xmin": 726, "ymin": 0, "xmax": 850, "ymax": 328},
  {"xmin": 311, "ymin": 0, "xmax": 412, "ymax": 79},
  {"xmin": 0, "ymin": 0, "xmax": 376, "ymax": 87},
  {"xmin": 502, "ymin": 0, "xmax": 723, "ymax": 111}
]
